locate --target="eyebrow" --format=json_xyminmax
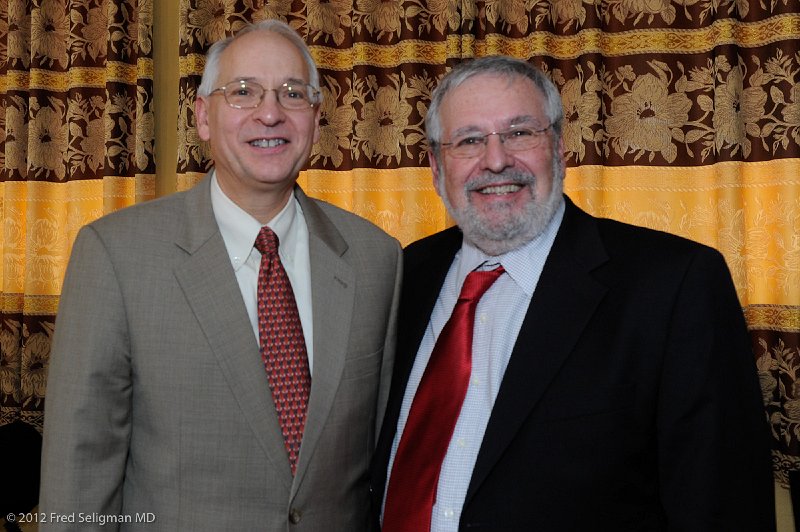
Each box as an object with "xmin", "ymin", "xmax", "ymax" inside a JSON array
[
  {"xmin": 284, "ymin": 77, "xmax": 308, "ymax": 86},
  {"xmin": 449, "ymin": 115, "xmax": 543, "ymax": 138}
]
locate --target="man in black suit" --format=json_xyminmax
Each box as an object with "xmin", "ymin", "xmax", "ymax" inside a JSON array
[{"xmin": 372, "ymin": 56, "xmax": 775, "ymax": 531}]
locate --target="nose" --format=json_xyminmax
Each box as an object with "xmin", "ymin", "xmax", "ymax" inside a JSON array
[
  {"xmin": 251, "ymin": 90, "xmax": 286, "ymax": 125},
  {"xmin": 480, "ymin": 133, "xmax": 514, "ymax": 173}
]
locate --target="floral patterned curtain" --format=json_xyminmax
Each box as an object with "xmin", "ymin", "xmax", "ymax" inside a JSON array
[
  {"xmin": 0, "ymin": 0, "xmax": 155, "ymax": 432},
  {"xmin": 176, "ymin": 0, "xmax": 799, "ymax": 483}
]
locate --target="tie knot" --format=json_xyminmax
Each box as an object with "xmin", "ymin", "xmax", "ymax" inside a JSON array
[
  {"xmin": 254, "ymin": 226, "xmax": 279, "ymax": 256},
  {"xmin": 459, "ymin": 265, "xmax": 505, "ymax": 302}
]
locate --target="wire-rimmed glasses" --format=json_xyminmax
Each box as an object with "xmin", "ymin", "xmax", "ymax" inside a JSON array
[
  {"xmin": 210, "ymin": 80, "xmax": 321, "ymax": 110},
  {"xmin": 439, "ymin": 123, "xmax": 553, "ymax": 158}
]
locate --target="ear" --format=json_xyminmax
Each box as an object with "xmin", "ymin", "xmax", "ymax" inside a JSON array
[
  {"xmin": 312, "ymin": 105, "xmax": 322, "ymax": 144},
  {"xmin": 556, "ymin": 133, "xmax": 565, "ymax": 159},
  {"xmin": 428, "ymin": 150, "xmax": 442, "ymax": 195},
  {"xmin": 195, "ymin": 97, "xmax": 211, "ymax": 142}
]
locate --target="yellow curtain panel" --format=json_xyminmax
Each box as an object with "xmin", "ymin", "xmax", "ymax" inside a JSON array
[{"xmin": 0, "ymin": 0, "xmax": 155, "ymax": 429}]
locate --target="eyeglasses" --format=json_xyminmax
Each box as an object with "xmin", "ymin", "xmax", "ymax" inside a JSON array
[
  {"xmin": 439, "ymin": 124, "xmax": 553, "ymax": 158},
  {"xmin": 210, "ymin": 80, "xmax": 321, "ymax": 110}
]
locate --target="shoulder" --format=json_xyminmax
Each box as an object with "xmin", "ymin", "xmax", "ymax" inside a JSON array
[
  {"xmin": 88, "ymin": 187, "xmax": 192, "ymax": 238},
  {"xmin": 72, "ymin": 185, "xmax": 205, "ymax": 267},
  {"xmin": 564, "ymin": 199, "xmax": 730, "ymax": 280},
  {"xmin": 303, "ymin": 195, "xmax": 401, "ymax": 252},
  {"xmin": 403, "ymin": 226, "xmax": 462, "ymax": 269},
  {"xmin": 315, "ymin": 199, "xmax": 390, "ymax": 236},
  {"xmin": 597, "ymin": 214, "xmax": 723, "ymax": 264},
  {"xmin": 405, "ymin": 225, "xmax": 462, "ymax": 253}
]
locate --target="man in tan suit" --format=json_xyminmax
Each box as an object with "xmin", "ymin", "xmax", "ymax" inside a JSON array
[{"xmin": 40, "ymin": 20, "xmax": 401, "ymax": 531}]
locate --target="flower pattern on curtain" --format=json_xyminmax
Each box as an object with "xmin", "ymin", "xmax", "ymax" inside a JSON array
[
  {"xmin": 176, "ymin": 0, "xmax": 799, "ymax": 482},
  {"xmin": 0, "ymin": 0, "xmax": 155, "ymax": 431}
]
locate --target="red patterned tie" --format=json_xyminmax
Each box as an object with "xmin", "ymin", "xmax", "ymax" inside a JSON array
[
  {"xmin": 255, "ymin": 226, "xmax": 311, "ymax": 475},
  {"xmin": 383, "ymin": 266, "xmax": 505, "ymax": 532}
]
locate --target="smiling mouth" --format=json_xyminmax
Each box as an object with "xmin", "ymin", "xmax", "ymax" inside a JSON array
[
  {"xmin": 476, "ymin": 184, "xmax": 523, "ymax": 195},
  {"xmin": 249, "ymin": 138, "xmax": 287, "ymax": 148}
]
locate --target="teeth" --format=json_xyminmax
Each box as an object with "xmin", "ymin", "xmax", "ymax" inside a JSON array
[
  {"xmin": 479, "ymin": 184, "xmax": 522, "ymax": 194},
  {"xmin": 249, "ymin": 139, "xmax": 286, "ymax": 148}
]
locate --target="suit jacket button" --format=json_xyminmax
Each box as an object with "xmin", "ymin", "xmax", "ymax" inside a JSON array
[{"xmin": 289, "ymin": 508, "xmax": 302, "ymax": 524}]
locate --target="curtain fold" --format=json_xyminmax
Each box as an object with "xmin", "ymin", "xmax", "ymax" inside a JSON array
[{"xmin": 0, "ymin": 0, "xmax": 155, "ymax": 431}]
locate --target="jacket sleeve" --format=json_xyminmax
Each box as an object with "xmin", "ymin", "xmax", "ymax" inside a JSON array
[
  {"xmin": 39, "ymin": 225, "xmax": 131, "ymax": 531},
  {"xmin": 656, "ymin": 245, "xmax": 775, "ymax": 531}
]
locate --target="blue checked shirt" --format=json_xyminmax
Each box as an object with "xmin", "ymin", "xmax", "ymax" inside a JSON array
[{"xmin": 384, "ymin": 201, "xmax": 564, "ymax": 531}]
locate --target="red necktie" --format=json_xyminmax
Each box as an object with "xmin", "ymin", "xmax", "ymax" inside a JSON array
[
  {"xmin": 255, "ymin": 226, "xmax": 311, "ymax": 475},
  {"xmin": 383, "ymin": 266, "xmax": 505, "ymax": 532}
]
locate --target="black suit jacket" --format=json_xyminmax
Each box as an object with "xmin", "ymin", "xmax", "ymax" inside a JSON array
[{"xmin": 372, "ymin": 197, "xmax": 775, "ymax": 531}]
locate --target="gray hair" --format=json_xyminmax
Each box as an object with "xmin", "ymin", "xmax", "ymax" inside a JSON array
[
  {"xmin": 426, "ymin": 56, "xmax": 564, "ymax": 160},
  {"xmin": 197, "ymin": 20, "xmax": 320, "ymax": 98}
]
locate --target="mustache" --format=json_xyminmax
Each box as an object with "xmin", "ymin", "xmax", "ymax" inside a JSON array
[{"xmin": 464, "ymin": 169, "xmax": 536, "ymax": 191}]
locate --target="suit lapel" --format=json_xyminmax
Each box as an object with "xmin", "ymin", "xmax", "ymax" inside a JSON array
[
  {"xmin": 465, "ymin": 199, "xmax": 610, "ymax": 505},
  {"xmin": 173, "ymin": 175, "xmax": 293, "ymax": 487},
  {"xmin": 290, "ymin": 188, "xmax": 354, "ymax": 489},
  {"xmin": 391, "ymin": 227, "xmax": 462, "ymax": 428}
]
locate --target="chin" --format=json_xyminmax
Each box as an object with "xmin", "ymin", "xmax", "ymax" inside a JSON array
[{"xmin": 456, "ymin": 192, "xmax": 563, "ymax": 256}]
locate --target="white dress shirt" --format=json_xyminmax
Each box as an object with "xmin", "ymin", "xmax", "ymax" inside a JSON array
[
  {"xmin": 385, "ymin": 201, "xmax": 564, "ymax": 531},
  {"xmin": 210, "ymin": 174, "xmax": 315, "ymax": 373}
]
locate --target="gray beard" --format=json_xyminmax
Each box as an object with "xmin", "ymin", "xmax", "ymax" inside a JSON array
[{"xmin": 438, "ymin": 166, "xmax": 564, "ymax": 256}]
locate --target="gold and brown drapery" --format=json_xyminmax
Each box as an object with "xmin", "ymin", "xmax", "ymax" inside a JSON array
[
  {"xmin": 0, "ymin": 0, "xmax": 798, "ymax": 488},
  {"xmin": 175, "ymin": 0, "xmax": 799, "ymax": 482},
  {"xmin": 0, "ymin": 0, "xmax": 155, "ymax": 431}
]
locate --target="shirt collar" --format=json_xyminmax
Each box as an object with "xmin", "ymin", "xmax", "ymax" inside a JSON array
[{"xmin": 210, "ymin": 171, "xmax": 298, "ymax": 271}]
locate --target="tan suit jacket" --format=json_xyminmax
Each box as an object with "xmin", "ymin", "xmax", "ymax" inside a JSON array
[{"xmin": 40, "ymin": 175, "xmax": 402, "ymax": 531}]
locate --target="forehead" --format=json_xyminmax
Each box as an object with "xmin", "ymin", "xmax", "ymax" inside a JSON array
[
  {"xmin": 216, "ymin": 31, "xmax": 309, "ymax": 85},
  {"xmin": 439, "ymin": 73, "xmax": 548, "ymax": 133}
]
